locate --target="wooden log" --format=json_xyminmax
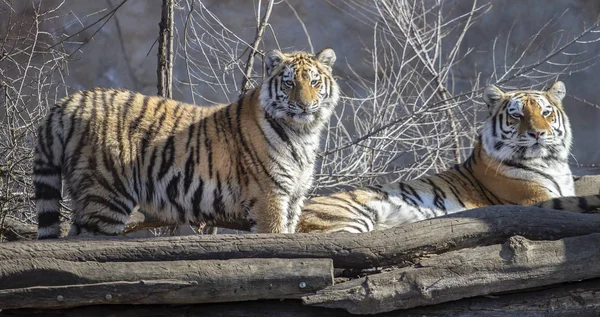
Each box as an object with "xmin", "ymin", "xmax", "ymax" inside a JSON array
[
  {"xmin": 303, "ymin": 233, "xmax": 600, "ymax": 314},
  {"xmin": 574, "ymin": 175, "xmax": 600, "ymax": 195},
  {"xmin": 1, "ymin": 207, "xmax": 600, "ymax": 269},
  {"xmin": 0, "ymin": 258, "xmax": 333, "ymax": 309},
  {"xmin": 0, "ymin": 217, "xmax": 36, "ymax": 241},
  {"xmin": 0, "ymin": 217, "xmax": 69, "ymax": 242},
  {"xmin": 3, "ymin": 279, "xmax": 600, "ymax": 316}
]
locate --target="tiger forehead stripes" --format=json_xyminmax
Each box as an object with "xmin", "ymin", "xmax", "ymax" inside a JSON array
[
  {"xmin": 35, "ymin": 48, "xmax": 340, "ymax": 239},
  {"xmin": 297, "ymin": 81, "xmax": 595, "ymax": 234}
]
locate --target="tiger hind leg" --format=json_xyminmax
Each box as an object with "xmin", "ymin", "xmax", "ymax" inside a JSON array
[{"xmin": 68, "ymin": 192, "xmax": 136, "ymax": 237}]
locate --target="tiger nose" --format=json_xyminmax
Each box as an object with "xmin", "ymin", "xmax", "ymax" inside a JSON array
[
  {"xmin": 527, "ymin": 129, "xmax": 546, "ymax": 140},
  {"xmin": 297, "ymin": 101, "xmax": 310, "ymax": 110}
]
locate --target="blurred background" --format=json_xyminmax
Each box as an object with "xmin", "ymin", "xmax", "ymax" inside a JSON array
[{"xmin": 1, "ymin": 0, "xmax": 599, "ymax": 237}]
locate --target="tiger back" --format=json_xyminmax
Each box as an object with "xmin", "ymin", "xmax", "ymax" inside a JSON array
[
  {"xmin": 35, "ymin": 48, "xmax": 340, "ymax": 239},
  {"xmin": 297, "ymin": 81, "xmax": 598, "ymax": 233}
]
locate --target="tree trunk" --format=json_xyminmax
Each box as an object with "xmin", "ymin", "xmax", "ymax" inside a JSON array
[
  {"xmin": 157, "ymin": 0, "xmax": 174, "ymax": 98},
  {"xmin": 0, "ymin": 258, "xmax": 333, "ymax": 309},
  {"xmin": 1, "ymin": 207, "xmax": 600, "ymax": 269}
]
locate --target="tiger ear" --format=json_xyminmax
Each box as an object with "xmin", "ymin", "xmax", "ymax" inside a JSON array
[
  {"xmin": 546, "ymin": 81, "xmax": 566, "ymax": 102},
  {"xmin": 315, "ymin": 48, "xmax": 336, "ymax": 68},
  {"xmin": 265, "ymin": 50, "xmax": 286, "ymax": 76},
  {"xmin": 483, "ymin": 84, "xmax": 505, "ymax": 109}
]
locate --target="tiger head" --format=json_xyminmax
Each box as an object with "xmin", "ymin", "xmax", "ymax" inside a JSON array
[
  {"xmin": 260, "ymin": 48, "xmax": 340, "ymax": 130},
  {"xmin": 481, "ymin": 81, "xmax": 571, "ymax": 162}
]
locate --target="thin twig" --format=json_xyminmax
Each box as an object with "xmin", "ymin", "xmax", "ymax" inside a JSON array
[{"xmin": 240, "ymin": 0, "xmax": 274, "ymax": 96}]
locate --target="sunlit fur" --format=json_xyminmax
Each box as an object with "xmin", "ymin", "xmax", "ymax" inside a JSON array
[
  {"xmin": 35, "ymin": 48, "xmax": 340, "ymax": 239},
  {"xmin": 297, "ymin": 81, "xmax": 598, "ymax": 233}
]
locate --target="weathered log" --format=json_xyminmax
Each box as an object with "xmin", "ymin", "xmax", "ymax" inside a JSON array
[
  {"xmin": 303, "ymin": 233, "xmax": 600, "ymax": 314},
  {"xmin": 0, "ymin": 258, "xmax": 333, "ymax": 309},
  {"xmin": 574, "ymin": 175, "xmax": 600, "ymax": 195},
  {"xmin": 2, "ymin": 279, "xmax": 600, "ymax": 316},
  {"xmin": 1, "ymin": 207, "xmax": 600, "ymax": 269},
  {"xmin": 0, "ymin": 217, "xmax": 36, "ymax": 241},
  {"xmin": 0, "ymin": 217, "xmax": 69, "ymax": 242}
]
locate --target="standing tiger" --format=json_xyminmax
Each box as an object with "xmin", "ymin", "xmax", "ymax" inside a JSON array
[
  {"xmin": 298, "ymin": 81, "xmax": 600, "ymax": 233},
  {"xmin": 35, "ymin": 48, "xmax": 340, "ymax": 239}
]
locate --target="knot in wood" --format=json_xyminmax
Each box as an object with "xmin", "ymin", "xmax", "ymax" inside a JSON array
[{"xmin": 501, "ymin": 235, "xmax": 531, "ymax": 264}]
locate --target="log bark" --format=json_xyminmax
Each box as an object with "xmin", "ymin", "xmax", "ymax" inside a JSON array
[
  {"xmin": 0, "ymin": 217, "xmax": 36, "ymax": 241},
  {"xmin": 3, "ymin": 279, "xmax": 600, "ymax": 316},
  {"xmin": 303, "ymin": 233, "xmax": 600, "ymax": 314},
  {"xmin": 1, "ymin": 207, "xmax": 600, "ymax": 269},
  {"xmin": 574, "ymin": 175, "xmax": 600, "ymax": 195},
  {"xmin": 0, "ymin": 258, "xmax": 333, "ymax": 309}
]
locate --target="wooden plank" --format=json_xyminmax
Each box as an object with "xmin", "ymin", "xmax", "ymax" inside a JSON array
[
  {"xmin": 0, "ymin": 258, "xmax": 333, "ymax": 309},
  {"xmin": 303, "ymin": 233, "xmax": 600, "ymax": 314},
  {"xmin": 1, "ymin": 207, "xmax": 600, "ymax": 269}
]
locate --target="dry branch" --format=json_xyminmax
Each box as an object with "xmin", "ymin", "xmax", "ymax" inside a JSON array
[
  {"xmin": 1, "ymin": 207, "xmax": 600, "ymax": 269},
  {"xmin": 0, "ymin": 258, "xmax": 333, "ymax": 310},
  {"xmin": 240, "ymin": 0, "xmax": 275, "ymax": 95},
  {"xmin": 303, "ymin": 233, "xmax": 600, "ymax": 314}
]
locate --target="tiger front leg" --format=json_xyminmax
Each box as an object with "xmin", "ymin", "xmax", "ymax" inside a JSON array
[
  {"xmin": 285, "ymin": 194, "xmax": 304, "ymax": 233},
  {"xmin": 249, "ymin": 193, "xmax": 291, "ymax": 233}
]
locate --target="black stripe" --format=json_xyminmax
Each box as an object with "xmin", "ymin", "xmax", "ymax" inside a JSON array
[
  {"xmin": 203, "ymin": 123, "xmax": 213, "ymax": 179},
  {"xmin": 424, "ymin": 179, "xmax": 447, "ymax": 211},
  {"xmin": 33, "ymin": 164, "xmax": 61, "ymax": 176},
  {"xmin": 184, "ymin": 150, "xmax": 195, "ymax": 194},
  {"xmin": 88, "ymin": 213, "xmax": 125, "ymax": 225},
  {"xmin": 494, "ymin": 141, "xmax": 504, "ymax": 151},
  {"xmin": 117, "ymin": 92, "xmax": 136, "ymax": 173},
  {"xmin": 213, "ymin": 174, "xmax": 226, "ymax": 216},
  {"xmin": 34, "ymin": 182, "xmax": 61, "ymax": 200},
  {"xmin": 158, "ymin": 136, "xmax": 175, "ymax": 180},
  {"xmin": 186, "ymin": 119, "xmax": 196, "ymax": 150},
  {"xmin": 436, "ymin": 174, "xmax": 466, "ymax": 208},
  {"xmin": 578, "ymin": 196, "xmax": 590, "ymax": 212},
  {"xmin": 62, "ymin": 93, "xmax": 79, "ymax": 150},
  {"xmin": 399, "ymin": 183, "xmax": 423, "ymax": 206},
  {"xmin": 502, "ymin": 160, "xmax": 563, "ymax": 196},
  {"xmin": 454, "ymin": 164, "xmax": 498, "ymax": 205},
  {"xmin": 129, "ymin": 95, "xmax": 150, "ymax": 135},
  {"xmin": 140, "ymin": 99, "xmax": 168, "ymax": 161},
  {"xmin": 552, "ymin": 198, "xmax": 563, "ymax": 210},
  {"xmin": 166, "ymin": 173, "xmax": 186, "ymax": 223},
  {"xmin": 146, "ymin": 148, "xmax": 158, "ymax": 201},
  {"xmin": 192, "ymin": 179, "xmax": 204, "ymax": 221},
  {"xmin": 87, "ymin": 194, "xmax": 131, "ymax": 216},
  {"xmin": 38, "ymin": 211, "xmax": 61, "ymax": 228}
]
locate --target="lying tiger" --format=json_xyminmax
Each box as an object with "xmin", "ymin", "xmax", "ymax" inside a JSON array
[{"xmin": 298, "ymin": 81, "xmax": 600, "ymax": 233}]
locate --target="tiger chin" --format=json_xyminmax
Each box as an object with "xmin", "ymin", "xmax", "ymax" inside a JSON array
[
  {"xmin": 34, "ymin": 48, "xmax": 340, "ymax": 239},
  {"xmin": 298, "ymin": 81, "xmax": 599, "ymax": 233}
]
